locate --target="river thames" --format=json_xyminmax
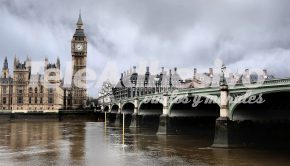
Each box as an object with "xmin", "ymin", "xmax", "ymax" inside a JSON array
[{"xmin": 0, "ymin": 120, "xmax": 290, "ymax": 166}]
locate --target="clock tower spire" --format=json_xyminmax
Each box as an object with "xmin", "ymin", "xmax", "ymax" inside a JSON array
[{"xmin": 71, "ymin": 12, "xmax": 88, "ymax": 109}]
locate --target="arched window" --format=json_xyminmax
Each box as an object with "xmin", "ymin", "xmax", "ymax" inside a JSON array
[
  {"xmin": 29, "ymin": 87, "xmax": 33, "ymax": 93},
  {"xmin": 40, "ymin": 86, "xmax": 43, "ymax": 93},
  {"xmin": 49, "ymin": 72, "xmax": 56, "ymax": 76},
  {"xmin": 35, "ymin": 87, "xmax": 38, "ymax": 93}
]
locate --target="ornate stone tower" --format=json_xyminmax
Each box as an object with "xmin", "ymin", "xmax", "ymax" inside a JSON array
[
  {"xmin": 71, "ymin": 13, "xmax": 87, "ymax": 109},
  {"xmin": 0, "ymin": 56, "xmax": 13, "ymax": 110},
  {"xmin": 12, "ymin": 57, "xmax": 31, "ymax": 111},
  {"xmin": 2, "ymin": 57, "xmax": 9, "ymax": 78}
]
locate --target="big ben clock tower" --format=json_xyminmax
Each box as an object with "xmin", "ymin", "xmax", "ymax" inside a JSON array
[{"xmin": 71, "ymin": 12, "xmax": 87, "ymax": 109}]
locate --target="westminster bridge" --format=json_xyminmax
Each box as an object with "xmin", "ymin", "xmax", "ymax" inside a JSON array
[{"xmin": 97, "ymin": 71, "xmax": 290, "ymax": 148}]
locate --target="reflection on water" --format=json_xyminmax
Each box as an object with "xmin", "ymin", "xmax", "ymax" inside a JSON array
[{"xmin": 0, "ymin": 121, "xmax": 290, "ymax": 166}]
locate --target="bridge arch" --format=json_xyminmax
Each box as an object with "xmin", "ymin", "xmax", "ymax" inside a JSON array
[
  {"xmin": 121, "ymin": 102, "xmax": 135, "ymax": 114},
  {"xmin": 168, "ymin": 94, "xmax": 220, "ymax": 117},
  {"xmin": 138, "ymin": 96, "xmax": 163, "ymax": 115},
  {"xmin": 103, "ymin": 105, "xmax": 109, "ymax": 112},
  {"xmin": 231, "ymin": 89, "xmax": 290, "ymax": 121},
  {"xmin": 111, "ymin": 104, "xmax": 119, "ymax": 113},
  {"xmin": 139, "ymin": 103, "xmax": 163, "ymax": 115}
]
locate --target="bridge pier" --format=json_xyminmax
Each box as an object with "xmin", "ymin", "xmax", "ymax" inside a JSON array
[
  {"xmin": 212, "ymin": 75, "xmax": 240, "ymax": 148},
  {"xmin": 130, "ymin": 114, "xmax": 142, "ymax": 128},
  {"xmin": 157, "ymin": 93, "xmax": 176, "ymax": 135},
  {"xmin": 107, "ymin": 112, "xmax": 117, "ymax": 124},
  {"xmin": 130, "ymin": 98, "xmax": 142, "ymax": 128},
  {"xmin": 157, "ymin": 115, "xmax": 176, "ymax": 135},
  {"xmin": 212, "ymin": 117, "xmax": 240, "ymax": 148},
  {"xmin": 114, "ymin": 113, "xmax": 122, "ymax": 126}
]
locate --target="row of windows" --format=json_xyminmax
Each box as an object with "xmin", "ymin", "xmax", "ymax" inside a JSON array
[
  {"xmin": 15, "ymin": 87, "xmax": 54, "ymax": 94},
  {"xmin": 74, "ymin": 100, "xmax": 83, "ymax": 105},
  {"xmin": 15, "ymin": 107, "xmax": 55, "ymax": 110},
  {"xmin": 2, "ymin": 107, "xmax": 12, "ymax": 110},
  {"xmin": 29, "ymin": 87, "xmax": 44, "ymax": 93},
  {"xmin": 17, "ymin": 97, "xmax": 54, "ymax": 104},
  {"xmin": 1, "ymin": 97, "xmax": 12, "ymax": 104},
  {"xmin": 29, "ymin": 97, "xmax": 43, "ymax": 104},
  {"xmin": 1, "ymin": 87, "xmax": 13, "ymax": 94},
  {"xmin": 75, "ymin": 59, "xmax": 84, "ymax": 66}
]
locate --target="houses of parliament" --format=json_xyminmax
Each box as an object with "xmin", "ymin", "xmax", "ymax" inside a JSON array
[{"xmin": 0, "ymin": 14, "xmax": 88, "ymax": 112}]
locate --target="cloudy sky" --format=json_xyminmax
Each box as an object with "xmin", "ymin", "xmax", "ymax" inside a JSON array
[{"xmin": 1, "ymin": 0, "xmax": 290, "ymax": 97}]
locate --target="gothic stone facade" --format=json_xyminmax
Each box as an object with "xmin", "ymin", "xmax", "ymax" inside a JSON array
[{"xmin": 0, "ymin": 14, "xmax": 87, "ymax": 112}]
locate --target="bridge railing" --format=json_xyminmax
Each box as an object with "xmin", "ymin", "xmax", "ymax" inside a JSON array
[
  {"xmin": 262, "ymin": 78, "xmax": 290, "ymax": 85},
  {"xmin": 109, "ymin": 78, "xmax": 290, "ymax": 102},
  {"xmin": 231, "ymin": 78, "xmax": 290, "ymax": 89}
]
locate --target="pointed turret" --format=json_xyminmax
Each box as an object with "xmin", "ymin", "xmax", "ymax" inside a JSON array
[
  {"xmin": 26, "ymin": 56, "xmax": 31, "ymax": 70},
  {"xmin": 74, "ymin": 11, "xmax": 85, "ymax": 37},
  {"xmin": 14, "ymin": 55, "xmax": 17, "ymax": 69},
  {"xmin": 3, "ymin": 57, "xmax": 8, "ymax": 70},
  {"xmin": 57, "ymin": 57, "xmax": 60, "ymax": 69},
  {"xmin": 77, "ymin": 11, "xmax": 83, "ymax": 28},
  {"xmin": 2, "ymin": 56, "xmax": 9, "ymax": 78},
  {"xmin": 44, "ymin": 57, "xmax": 48, "ymax": 69}
]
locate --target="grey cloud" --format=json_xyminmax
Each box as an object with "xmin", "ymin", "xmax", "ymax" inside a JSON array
[{"xmin": 1, "ymin": 0, "xmax": 290, "ymax": 97}]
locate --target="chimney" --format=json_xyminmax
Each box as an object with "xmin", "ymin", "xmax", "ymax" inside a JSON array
[
  {"xmin": 245, "ymin": 69, "xmax": 250, "ymax": 78},
  {"xmin": 45, "ymin": 57, "xmax": 48, "ymax": 68},
  {"xmin": 209, "ymin": 68, "xmax": 213, "ymax": 77},
  {"xmin": 174, "ymin": 67, "xmax": 177, "ymax": 74},
  {"xmin": 133, "ymin": 66, "xmax": 136, "ymax": 73},
  {"xmin": 194, "ymin": 68, "xmax": 197, "ymax": 79},
  {"xmin": 146, "ymin": 66, "xmax": 149, "ymax": 73},
  {"xmin": 263, "ymin": 69, "xmax": 268, "ymax": 79}
]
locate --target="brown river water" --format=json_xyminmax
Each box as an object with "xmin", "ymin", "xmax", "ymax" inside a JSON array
[{"xmin": 0, "ymin": 121, "xmax": 290, "ymax": 166}]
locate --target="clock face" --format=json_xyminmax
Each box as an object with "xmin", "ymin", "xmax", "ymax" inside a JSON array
[{"xmin": 75, "ymin": 43, "xmax": 84, "ymax": 52}]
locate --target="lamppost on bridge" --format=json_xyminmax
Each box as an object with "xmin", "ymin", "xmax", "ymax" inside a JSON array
[
  {"xmin": 169, "ymin": 69, "xmax": 173, "ymax": 92},
  {"xmin": 99, "ymin": 90, "xmax": 105, "ymax": 110},
  {"xmin": 99, "ymin": 81, "xmax": 113, "ymax": 111},
  {"xmin": 144, "ymin": 66, "xmax": 150, "ymax": 95},
  {"xmin": 154, "ymin": 75, "xmax": 162, "ymax": 94},
  {"xmin": 130, "ymin": 66, "xmax": 138, "ymax": 97}
]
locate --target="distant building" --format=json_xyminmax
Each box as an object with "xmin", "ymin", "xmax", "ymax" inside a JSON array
[
  {"xmin": 111, "ymin": 67, "xmax": 183, "ymax": 100},
  {"xmin": 0, "ymin": 57, "xmax": 13, "ymax": 110},
  {"xmin": 10, "ymin": 57, "xmax": 63, "ymax": 112},
  {"xmin": 189, "ymin": 68, "xmax": 275, "ymax": 88},
  {"xmin": 0, "ymin": 14, "xmax": 88, "ymax": 112}
]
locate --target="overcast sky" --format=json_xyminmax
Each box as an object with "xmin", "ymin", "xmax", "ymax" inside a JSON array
[{"xmin": 1, "ymin": 0, "xmax": 290, "ymax": 97}]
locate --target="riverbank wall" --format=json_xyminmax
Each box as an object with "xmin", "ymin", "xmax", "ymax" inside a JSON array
[{"xmin": 0, "ymin": 110, "xmax": 98, "ymax": 121}]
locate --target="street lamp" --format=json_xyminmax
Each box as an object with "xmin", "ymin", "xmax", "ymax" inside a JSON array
[
  {"xmin": 154, "ymin": 77, "xmax": 159, "ymax": 93},
  {"xmin": 169, "ymin": 69, "xmax": 172, "ymax": 92}
]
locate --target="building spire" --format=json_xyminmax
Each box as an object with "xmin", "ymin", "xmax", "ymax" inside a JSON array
[
  {"xmin": 77, "ymin": 10, "xmax": 83, "ymax": 28},
  {"xmin": 3, "ymin": 56, "xmax": 8, "ymax": 70}
]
